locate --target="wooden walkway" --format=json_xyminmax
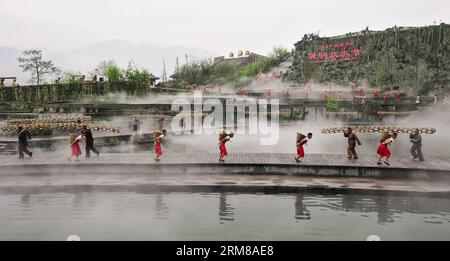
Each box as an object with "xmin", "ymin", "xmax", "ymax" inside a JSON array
[{"xmin": 0, "ymin": 152, "xmax": 449, "ymax": 179}]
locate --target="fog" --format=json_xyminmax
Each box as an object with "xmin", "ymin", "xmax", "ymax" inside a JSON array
[{"xmin": 164, "ymin": 92, "xmax": 450, "ymax": 158}]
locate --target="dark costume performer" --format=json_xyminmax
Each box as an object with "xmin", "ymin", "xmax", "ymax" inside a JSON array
[
  {"xmin": 17, "ymin": 126, "xmax": 32, "ymax": 159},
  {"xmin": 132, "ymin": 118, "xmax": 140, "ymax": 133},
  {"xmin": 409, "ymin": 129, "xmax": 424, "ymax": 161},
  {"xmin": 82, "ymin": 125, "xmax": 99, "ymax": 158},
  {"xmin": 344, "ymin": 128, "xmax": 362, "ymax": 159}
]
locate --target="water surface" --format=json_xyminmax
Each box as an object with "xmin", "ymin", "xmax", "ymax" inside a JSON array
[{"xmin": 0, "ymin": 192, "xmax": 449, "ymax": 240}]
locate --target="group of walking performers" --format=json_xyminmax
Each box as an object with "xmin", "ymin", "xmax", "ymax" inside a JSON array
[
  {"xmin": 14, "ymin": 124, "xmax": 100, "ymax": 162},
  {"xmin": 16, "ymin": 123, "xmax": 424, "ymax": 166},
  {"xmin": 150, "ymin": 128, "xmax": 233, "ymax": 162},
  {"xmin": 296, "ymin": 127, "xmax": 424, "ymax": 165},
  {"xmin": 151, "ymin": 126, "xmax": 423, "ymax": 166}
]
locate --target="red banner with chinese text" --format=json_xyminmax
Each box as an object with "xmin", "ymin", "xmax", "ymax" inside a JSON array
[{"xmin": 308, "ymin": 41, "xmax": 361, "ymax": 64}]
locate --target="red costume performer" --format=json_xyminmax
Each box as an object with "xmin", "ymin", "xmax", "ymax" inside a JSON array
[
  {"xmin": 295, "ymin": 133, "xmax": 312, "ymax": 162},
  {"xmin": 71, "ymin": 137, "xmax": 82, "ymax": 156},
  {"xmin": 155, "ymin": 138, "xmax": 163, "ymax": 157},
  {"xmin": 218, "ymin": 134, "xmax": 232, "ymax": 161},
  {"xmin": 154, "ymin": 130, "xmax": 167, "ymax": 160},
  {"xmin": 68, "ymin": 134, "xmax": 82, "ymax": 161},
  {"xmin": 377, "ymin": 133, "xmax": 397, "ymax": 165},
  {"xmin": 359, "ymin": 88, "xmax": 364, "ymax": 96},
  {"xmin": 219, "ymin": 140, "xmax": 228, "ymax": 157},
  {"xmin": 377, "ymin": 142, "xmax": 391, "ymax": 159},
  {"xmin": 297, "ymin": 142, "xmax": 305, "ymax": 158}
]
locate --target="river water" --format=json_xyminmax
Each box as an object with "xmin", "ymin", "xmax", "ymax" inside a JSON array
[{"xmin": 0, "ymin": 191, "xmax": 449, "ymax": 240}]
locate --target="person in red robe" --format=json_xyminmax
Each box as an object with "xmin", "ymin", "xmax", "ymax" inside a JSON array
[
  {"xmin": 377, "ymin": 132, "xmax": 397, "ymax": 165},
  {"xmin": 218, "ymin": 131, "xmax": 233, "ymax": 162},
  {"xmin": 154, "ymin": 129, "xmax": 167, "ymax": 161},
  {"xmin": 359, "ymin": 88, "xmax": 364, "ymax": 96},
  {"xmin": 372, "ymin": 90, "xmax": 379, "ymax": 98},
  {"xmin": 304, "ymin": 88, "xmax": 309, "ymax": 98},
  {"xmin": 285, "ymin": 88, "xmax": 290, "ymax": 98},
  {"xmin": 383, "ymin": 94, "xmax": 389, "ymax": 104},
  {"xmin": 295, "ymin": 133, "xmax": 313, "ymax": 162},
  {"xmin": 395, "ymin": 91, "xmax": 401, "ymax": 103},
  {"xmin": 323, "ymin": 91, "xmax": 328, "ymax": 100},
  {"xmin": 239, "ymin": 88, "xmax": 244, "ymax": 96},
  {"xmin": 68, "ymin": 133, "xmax": 83, "ymax": 162}
]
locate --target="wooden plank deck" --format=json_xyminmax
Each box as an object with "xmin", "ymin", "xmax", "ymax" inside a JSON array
[{"xmin": 0, "ymin": 152, "xmax": 448, "ymax": 172}]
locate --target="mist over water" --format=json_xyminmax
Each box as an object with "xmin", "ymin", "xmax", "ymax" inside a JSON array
[
  {"xmin": 168, "ymin": 105, "xmax": 450, "ymax": 158},
  {"xmin": 2, "ymin": 55, "xmax": 449, "ymax": 159},
  {"xmin": 4, "ymin": 95, "xmax": 449, "ymax": 160}
]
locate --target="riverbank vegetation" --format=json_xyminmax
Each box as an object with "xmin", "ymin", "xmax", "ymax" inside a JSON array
[{"xmin": 167, "ymin": 47, "xmax": 290, "ymax": 88}]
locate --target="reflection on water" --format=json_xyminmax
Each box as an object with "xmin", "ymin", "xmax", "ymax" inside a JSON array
[
  {"xmin": 295, "ymin": 194, "xmax": 310, "ymax": 220},
  {"xmin": 219, "ymin": 193, "xmax": 234, "ymax": 223},
  {"xmin": 0, "ymin": 191, "xmax": 449, "ymax": 240},
  {"xmin": 155, "ymin": 193, "xmax": 169, "ymax": 220},
  {"xmin": 376, "ymin": 197, "xmax": 395, "ymax": 224}
]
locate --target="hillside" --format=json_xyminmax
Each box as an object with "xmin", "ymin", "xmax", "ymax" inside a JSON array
[{"xmin": 286, "ymin": 24, "xmax": 450, "ymax": 94}]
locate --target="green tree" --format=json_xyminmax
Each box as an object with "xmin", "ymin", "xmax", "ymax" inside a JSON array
[
  {"xmin": 178, "ymin": 59, "xmax": 213, "ymax": 86},
  {"xmin": 124, "ymin": 61, "xmax": 150, "ymax": 96},
  {"xmin": 271, "ymin": 46, "xmax": 290, "ymax": 61},
  {"xmin": 17, "ymin": 49, "xmax": 59, "ymax": 85},
  {"xmin": 106, "ymin": 65, "xmax": 124, "ymax": 82}
]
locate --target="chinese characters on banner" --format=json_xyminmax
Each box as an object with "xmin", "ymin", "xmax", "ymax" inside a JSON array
[{"xmin": 308, "ymin": 41, "xmax": 361, "ymax": 64}]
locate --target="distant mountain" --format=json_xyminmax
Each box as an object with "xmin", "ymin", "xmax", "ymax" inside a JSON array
[
  {"xmin": 0, "ymin": 40, "xmax": 217, "ymax": 84},
  {"xmin": 51, "ymin": 40, "xmax": 217, "ymax": 78}
]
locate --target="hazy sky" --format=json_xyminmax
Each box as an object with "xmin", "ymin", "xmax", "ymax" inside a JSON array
[{"xmin": 0, "ymin": 0, "xmax": 448, "ymax": 55}]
